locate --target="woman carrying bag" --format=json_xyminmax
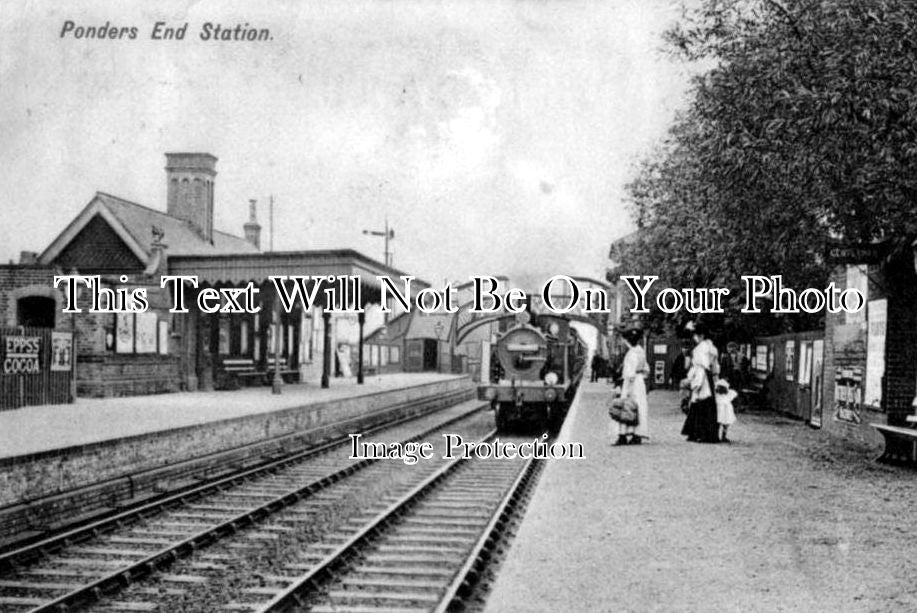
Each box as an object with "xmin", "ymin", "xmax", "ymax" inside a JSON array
[{"xmin": 610, "ymin": 323, "xmax": 650, "ymax": 446}]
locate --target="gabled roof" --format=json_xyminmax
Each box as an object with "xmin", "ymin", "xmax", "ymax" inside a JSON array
[
  {"xmin": 364, "ymin": 311, "xmax": 412, "ymax": 344},
  {"xmin": 363, "ymin": 310, "xmax": 454, "ymax": 343},
  {"xmin": 40, "ymin": 192, "xmax": 258, "ymax": 266},
  {"xmin": 405, "ymin": 311, "xmax": 453, "ymax": 340}
]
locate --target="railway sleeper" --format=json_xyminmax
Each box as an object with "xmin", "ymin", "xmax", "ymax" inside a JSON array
[{"xmin": 325, "ymin": 587, "xmax": 441, "ymax": 604}]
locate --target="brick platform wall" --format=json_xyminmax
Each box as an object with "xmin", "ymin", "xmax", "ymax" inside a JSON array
[{"xmin": 0, "ymin": 376, "xmax": 474, "ymax": 511}]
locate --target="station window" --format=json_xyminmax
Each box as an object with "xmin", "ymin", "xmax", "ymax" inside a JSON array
[{"xmin": 390, "ymin": 346, "xmax": 401, "ymax": 363}]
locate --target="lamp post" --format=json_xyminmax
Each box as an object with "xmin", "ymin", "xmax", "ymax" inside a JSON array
[{"xmin": 434, "ymin": 320, "xmax": 445, "ymax": 373}]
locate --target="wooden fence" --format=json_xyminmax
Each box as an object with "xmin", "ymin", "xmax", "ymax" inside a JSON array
[{"xmin": 0, "ymin": 326, "xmax": 73, "ymax": 410}]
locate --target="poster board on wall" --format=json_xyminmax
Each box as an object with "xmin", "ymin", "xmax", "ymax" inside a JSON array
[
  {"xmin": 50, "ymin": 331, "xmax": 72, "ymax": 372},
  {"xmin": 784, "ymin": 341, "xmax": 795, "ymax": 381},
  {"xmin": 864, "ymin": 299, "xmax": 887, "ymax": 409},
  {"xmin": 135, "ymin": 312, "xmax": 158, "ymax": 354},
  {"xmin": 116, "ymin": 313, "xmax": 134, "ymax": 354},
  {"xmin": 755, "ymin": 345, "xmax": 768, "ymax": 371},
  {"xmin": 810, "ymin": 340, "xmax": 824, "ymax": 428}
]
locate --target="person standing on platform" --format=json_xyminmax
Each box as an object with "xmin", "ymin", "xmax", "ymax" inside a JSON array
[
  {"xmin": 681, "ymin": 321, "xmax": 721, "ymax": 443},
  {"xmin": 670, "ymin": 345, "xmax": 691, "ymax": 389},
  {"xmin": 714, "ymin": 378, "xmax": 738, "ymax": 442},
  {"xmin": 590, "ymin": 353, "xmax": 601, "ymax": 382},
  {"xmin": 671, "ymin": 344, "xmax": 692, "ymax": 413},
  {"xmin": 611, "ymin": 324, "xmax": 650, "ymax": 446}
]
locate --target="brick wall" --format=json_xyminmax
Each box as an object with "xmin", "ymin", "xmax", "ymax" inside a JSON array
[
  {"xmin": 0, "ymin": 265, "xmax": 66, "ymax": 328},
  {"xmin": 820, "ymin": 259, "xmax": 916, "ymax": 445},
  {"xmin": 882, "ymin": 261, "xmax": 917, "ymax": 424},
  {"xmin": 70, "ymin": 279, "xmax": 183, "ymax": 397}
]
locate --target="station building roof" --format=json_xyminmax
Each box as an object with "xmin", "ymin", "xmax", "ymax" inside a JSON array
[
  {"xmin": 38, "ymin": 191, "xmax": 426, "ymax": 307},
  {"xmin": 39, "ymin": 192, "xmax": 258, "ymax": 272}
]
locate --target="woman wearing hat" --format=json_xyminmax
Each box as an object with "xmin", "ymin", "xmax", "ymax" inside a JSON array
[
  {"xmin": 681, "ymin": 321, "xmax": 721, "ymax": 443},
  {"xmin": 611, "ymin": 323, "xmax": 650, "ymax": 445}
]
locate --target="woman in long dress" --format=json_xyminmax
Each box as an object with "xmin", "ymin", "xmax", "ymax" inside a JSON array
[
  {"xmin": 681, "ymin": 322, "xmax": 721, "ymax": 443},
  {"xmin": 612, "ymin": 327, "xmax": 649, "ymax": 445}
]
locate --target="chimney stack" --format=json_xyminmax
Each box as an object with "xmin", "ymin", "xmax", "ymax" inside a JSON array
[
  {"xmin": 165, "ymin": 153, "xmax": 217, "ymax": 243},
  {"xmin": 244, "ymin": 199, "xmax": 262, "ymax": 250}
]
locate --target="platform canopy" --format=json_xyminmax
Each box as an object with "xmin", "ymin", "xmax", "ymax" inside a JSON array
[{"xmin": 167, "ymin": 249, "xmax": 426, "ymax": 307}]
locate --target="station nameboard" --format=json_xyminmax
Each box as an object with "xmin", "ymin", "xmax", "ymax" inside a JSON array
[{"xmin": 825, "ymin": 242, "xmax": 886, "ymax": 265}]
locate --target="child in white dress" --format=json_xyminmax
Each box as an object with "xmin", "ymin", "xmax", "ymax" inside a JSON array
[{"xmin": 714, "ymin": 378, "xmax": 737, "ymax": 442}]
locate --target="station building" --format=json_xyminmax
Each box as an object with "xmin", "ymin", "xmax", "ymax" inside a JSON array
[{"xmin": 0, "ymin": 152, "xmax": 412, "ymax": 401}]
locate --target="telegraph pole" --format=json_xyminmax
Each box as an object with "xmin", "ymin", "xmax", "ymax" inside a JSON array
[{"xmin": 363, "ymin": 220, "xmax": 395, "ymax": 322}]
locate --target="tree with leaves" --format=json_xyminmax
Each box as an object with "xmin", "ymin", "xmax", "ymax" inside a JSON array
[{"xmin": 616, "ymin": 0, "xmax": 917, "ymax": 339}]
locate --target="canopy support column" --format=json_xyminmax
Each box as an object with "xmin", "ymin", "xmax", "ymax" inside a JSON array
[
  {"xmin": 321, "ymin": 310, "xmax": 332, "ymax": 388},
  {"xmin": 357, "ymin": 311, "xmax": 365, "ymax": 384}
]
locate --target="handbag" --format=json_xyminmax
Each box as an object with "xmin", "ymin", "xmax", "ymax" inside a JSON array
[{"xmin": 608, "ymin": 396, "xmax": 639, "ymax": 425}]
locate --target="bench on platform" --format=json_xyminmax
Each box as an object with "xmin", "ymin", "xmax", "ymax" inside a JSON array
[
  {"xmin": 737, "ymin": 370, "xmax": 769, "ymax": 412},
  {"xmin": 219, "ymin": 357, "xmax": 299, "ymax": 389},
  {"xmin": 873, "ymin": 418, "xmax": 917, "ymax": 465}
]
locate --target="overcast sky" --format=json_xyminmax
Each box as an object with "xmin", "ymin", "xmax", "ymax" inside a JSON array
[{"xmin": 0, "ymin": 0, "xmax": 696, "ymax": 287}]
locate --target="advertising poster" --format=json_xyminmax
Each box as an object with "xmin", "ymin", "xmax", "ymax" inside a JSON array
[
  {"xmin": 864, "ymin": 299, "xmax": 887, "ymax": 409},
  {"xmin": 810, "ymin": 340, "xmax": 824, "ymax": 428},
  {"xmin": 135, "ymin": 312, "xmax": 158, "ymax": 354},
  {"xmin": 784, "ymin": 340, "xmax": 795, "ymax": 381},
  {"xmin": 3, "ymin": 335, "xmax": 41, "ymax": 375},
  {"xmin": 50, "ymin": 332, "xmax": 73, "ymax": 371},
  {"xmin": 115, "ymin": 313, "xmax": 134, "ymax": 354},
  {"xmin": 754, "ymin": 345, "xmax": 768, "ymax": 372}
]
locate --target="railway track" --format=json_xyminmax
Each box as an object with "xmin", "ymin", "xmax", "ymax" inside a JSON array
[
  {"xmin": 243, "ymin": 431, "xmax": 540, "ymax": 613},
  {"xmin": 0, "ymin": 400, "xmax": 491, "ymax": 613},
  {"xmin": 1, "ymin": 388, "xmax": 472, "ymax": 553}
]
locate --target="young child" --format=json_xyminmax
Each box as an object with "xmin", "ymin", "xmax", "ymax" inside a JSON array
[{"xmin": 714, "ymin": 378, "xmax": 737, "ymax": 442}]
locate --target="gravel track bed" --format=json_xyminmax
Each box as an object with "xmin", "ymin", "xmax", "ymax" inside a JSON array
[
  {"xmin": 455, "ymin": 456, "xmax": 545, "ymax": 613},
  {"xmin": 0, "ymin": 401, "xmax": 485, "ymax": 613},
  {"xmin": 80, "ymin": 411, "xmax": 496, "ymax": 613},
  {"xmin": 292, "ymin": 434, "xmax": 536, "ymax": 613}
]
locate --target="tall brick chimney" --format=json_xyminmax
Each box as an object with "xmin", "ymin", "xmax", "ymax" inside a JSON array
[
  {"xmin": 244, "ymin": 199, "xmax": 262, "ymax": 249},
  {"xmin": 165, "ymin": 153, "xmax": 217, "ymax": 242}
]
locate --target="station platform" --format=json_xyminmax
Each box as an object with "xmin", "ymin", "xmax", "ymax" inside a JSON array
[
  {"xmin": 0, "ymin": 373, "xmax": 455, "ymax": 459},
  {"xmin": 484, "ymin": 382, "xmax": 912, "ymax": 612},
  {"xmin": 0, "ymin": 373, "xmax": 472, "ymax": 518}
]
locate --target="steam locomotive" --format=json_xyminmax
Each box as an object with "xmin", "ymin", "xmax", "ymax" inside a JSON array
[{"xmin": 477, "ymin": 311, "xmax": 588, "ymax": 432}]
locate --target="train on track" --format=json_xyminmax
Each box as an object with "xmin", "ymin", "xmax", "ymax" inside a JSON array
[{"xmin": 478, "ymin": 311, "xmax": 588, "ymax": 432}]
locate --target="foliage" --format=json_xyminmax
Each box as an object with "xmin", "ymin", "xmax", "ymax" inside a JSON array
[{"xmin": 616, "ymin": 0, "xmax": 917, "ymax": 339}]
